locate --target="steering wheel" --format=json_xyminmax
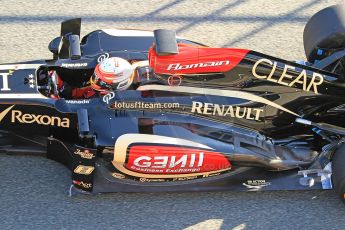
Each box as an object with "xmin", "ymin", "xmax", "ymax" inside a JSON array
[
  {"xmin": 50, "ymin": 71, "xmax": 59, "ymax": 96},
  {"xmin": 37, "ymin": 71, "xmax": 59, "ymax": 97}
]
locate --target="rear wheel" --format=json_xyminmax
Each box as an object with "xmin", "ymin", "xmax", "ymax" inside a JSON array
[
  {"xmin": 332, "ymin": 144, "xmax": 345, "ymax": 204},
  {"xmin": 303, "ymin": 4, "xmax": 345, "ymax": 63}
]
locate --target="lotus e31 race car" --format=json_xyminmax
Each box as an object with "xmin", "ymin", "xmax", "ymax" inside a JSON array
[{"xmin": 3, "ymin": 5, "xmax": 345, "ymax": 203}]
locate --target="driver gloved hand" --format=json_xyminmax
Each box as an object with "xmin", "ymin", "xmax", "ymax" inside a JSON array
[
  {"xmin": 59, "ymin": 82, "xmax": 73, "ymax": 99},
  {"xmin": 134, "ymin": 66, "xmax": 156, "ymax": 84}
]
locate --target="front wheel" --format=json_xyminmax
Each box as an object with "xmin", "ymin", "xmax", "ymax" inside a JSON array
[{"xmin": 332, "ymin": 144, "xmax": 345, "ymax": 204}]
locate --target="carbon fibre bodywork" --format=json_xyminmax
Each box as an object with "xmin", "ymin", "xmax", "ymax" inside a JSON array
[{"xmin": 1, "ymin": 22, "xmax": 344, "ymax": 194}]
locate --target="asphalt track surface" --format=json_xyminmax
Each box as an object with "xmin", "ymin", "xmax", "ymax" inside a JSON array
[{"xmin": 1, "ymin": 0, "xmax": 345, "ymax": 229}]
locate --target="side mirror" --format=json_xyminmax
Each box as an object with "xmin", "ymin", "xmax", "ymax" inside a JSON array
[
  {"xmin": 153, "ymin": 29, "xmax": 178, "ymax": 56},
  {"xmin": 48, "ymin": 36, "xmax": 63, "ymax": 57},
  {"xmin": 69, "ymin": 35, "xmax": 81, "ymax": 60}
]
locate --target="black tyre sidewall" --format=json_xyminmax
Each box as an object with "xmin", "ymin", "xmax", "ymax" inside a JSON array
[
  {"xmin": 303, "ymin": 4, "xmax": 345, "ymax": 62},
  {"xmin": 332, "ymin": 144, "xmax": 345, "ymax": 203}
]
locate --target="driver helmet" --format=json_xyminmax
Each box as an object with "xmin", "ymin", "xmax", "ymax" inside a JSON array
[{"xmin": 90, "ymin": 57, "xmax": 134, "ymax": 91}]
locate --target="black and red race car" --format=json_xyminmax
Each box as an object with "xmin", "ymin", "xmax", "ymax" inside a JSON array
[{"xmin": 2, "ymin": 4, "xmax": 345, "ymax": 203}]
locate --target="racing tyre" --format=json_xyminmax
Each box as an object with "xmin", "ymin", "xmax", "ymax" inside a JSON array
[
  {"xmin": 303, "ymin": 4, "xmax": 345, "ymax": 62},
  {"xmin": 332, "ymin": 144, "xmax": 345, "ymax": 204}
]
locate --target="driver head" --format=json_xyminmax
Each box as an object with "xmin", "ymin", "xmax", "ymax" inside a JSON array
[{"xmin": 91, "ymin": 57, "xmax": 134, "ymax": 91}]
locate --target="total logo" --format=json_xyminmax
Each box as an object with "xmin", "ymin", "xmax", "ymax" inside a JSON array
[
  {"xmin": 0, "ymin": 105, "xmax": 70, "ymax": 128},
  {"xmin": 102, "ymin": 92, "xmax": 115, "ymax": 104},
  {"xmin": 97, "ymin": 52, "xmax": 110, "ymax": 63},
  {"xmin": 0, "ymin": 70, "xmax": 13, "ymax": 91}
]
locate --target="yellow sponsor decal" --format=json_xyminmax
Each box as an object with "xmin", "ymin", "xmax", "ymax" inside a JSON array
[
  {"xmin": 191, "ymin": 101, "xmax": 263, "ymax": 121},
  {"xmin": 74, "ymin": 149, "xmax": 95, "ymax": 159},
  {"xmin": 252, "ymin": 58, "xmax": 324, "ymax": 94},
  {"xmin": 74, "ymin": 165, "xmax": 95, "ymax": 175},
  {"xmin": 137, "ymin": 85, "xmax": 299, "ymax": 117},
  {"xmin": 11, "ymin": 110, "xmax": 70, "ymax": 127},
  {"xmin": 0, "ymin": 70, "xmax": 13, "ymax": 91},
  {"xmin": 0, "ymin": 105, "xmax": 70, "ymax": 128}
]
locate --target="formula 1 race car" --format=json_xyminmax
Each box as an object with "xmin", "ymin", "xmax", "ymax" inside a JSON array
[{"xmin": 2, "ymin": 4, "xmax": 345, "ymax": 203}]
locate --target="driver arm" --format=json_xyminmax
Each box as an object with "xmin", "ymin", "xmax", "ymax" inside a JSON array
[
  {"xmin": 130, "ymin": 60, "xmax": 159, "ymax": 86},
  {"xmin": 54, "ymin": 71, "xmax": 95, "ymax": 99},
  {"xmin": 54, "ymin": 71, "xmax": 72, "ymax": 99}
]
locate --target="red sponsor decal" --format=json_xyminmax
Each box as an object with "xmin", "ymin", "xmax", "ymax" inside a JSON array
[
  {"xmin": 125, "ymin": 145, "xmax": 231, "ymax": 174},
  {"xmin": 149, "ymin": 43, "xmax": 249, "ymax": 74},
  {"xmin": 72, "ymin": 180, "xmax": 92, "ymax": 189}
]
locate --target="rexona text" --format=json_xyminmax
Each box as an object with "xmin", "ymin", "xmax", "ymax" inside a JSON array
[{"xmin": 11, "ymin": 110, "xmax": 70, "ymax": 127}]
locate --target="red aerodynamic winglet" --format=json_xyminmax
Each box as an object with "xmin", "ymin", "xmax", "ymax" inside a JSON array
[{"xmin": 149, "ymin": 43, "xmax": 250, "ymax": 74}]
